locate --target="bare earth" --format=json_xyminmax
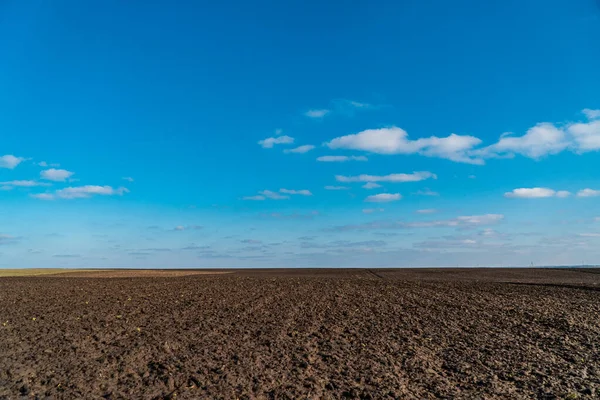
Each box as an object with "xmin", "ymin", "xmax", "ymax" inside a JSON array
[{"xmin": 1, "ymin": 268, "xmax": 599, "ymax": 399}]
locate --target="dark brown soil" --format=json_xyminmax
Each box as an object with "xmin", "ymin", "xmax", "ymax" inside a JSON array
[{"xmin": 1, "ymin": 268, "xmax": 599, "ymax": 399}]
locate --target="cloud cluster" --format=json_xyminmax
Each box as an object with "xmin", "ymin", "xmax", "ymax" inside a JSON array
[
  {"xmin": 326, "ymin": 127, "xmax": 483, "ymax": 164},
  {"xmin": 324, "ymin": 109, "xmax": 600, "ymax": 164}
]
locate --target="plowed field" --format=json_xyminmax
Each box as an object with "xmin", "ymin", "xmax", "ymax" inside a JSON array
[{"xmin": 1, "ymin": 268, "xmax": 599, "ymax": 399}]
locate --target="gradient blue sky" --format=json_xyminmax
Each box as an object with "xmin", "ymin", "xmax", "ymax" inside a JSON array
[{"xmin": 2, "ymin": 0, "xmax": 600, "ymax": 268}]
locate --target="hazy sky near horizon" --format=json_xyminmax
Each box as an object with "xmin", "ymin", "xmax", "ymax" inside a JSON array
[{"xmin": 2, "ymin": 0, "xmax": 600, "ymax": 268}]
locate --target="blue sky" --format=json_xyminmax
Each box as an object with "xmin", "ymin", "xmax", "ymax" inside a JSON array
[{"xmin": 1, "ymin": 0, "xmax": 600, "ymax": 268}]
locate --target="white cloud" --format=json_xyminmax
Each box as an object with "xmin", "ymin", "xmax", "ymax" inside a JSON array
[
  {"xmin": 413, "ymin": 188, "xmax": 439, "ymax": 196},
  {"xmin": 321, "ymin": 109, "xmax": 600, "ymax": 165},
  {"xmin": 259, "ymin": 190, "xmax": 289, "ymax": 200},
  {"xmin": 258, "ymin": 135, "xmax": 294, "ymax": 148},
  {"xmin": 365, "ymin": 193, "xmax": 402, "ymax": 203},
  {"xmin": 122, "ymin": 177, "xmax": 134, "ymax": 182},
  {"xmin": 305, "ymin": 109, "xmax": 330, "ymax": 118},
  {"xmin": 363, "ymin": 208, "xmax": 384, "ymax": 214},
  {"xmin": 38, "ymin": 161, "xmax": 48, "ymax": 167},
  {"xmin": 416, "ymin": 209, "xmax": 437, "ymax": 214},
  {"xmin": 336, "ymin": 171, "xmax": 436, "ymax": 183},
  {"xmin": 316, "ymin": 155, "xmax": 368, "ymax": 162},
  {"xmin": 362, "ymin": 182, "xmax": 382, "ymax": 189},
  {"xmin": 568, "ymin": 120, "xmax": 600, "ymax": 151},
  {"xmin": 478, "ymin": 123, "xmax": 569, "ymax": 159},
  {"xmin": 469, "ymin": 175, "xmax": 476, "ymax": 179},
  {"xmin": 284, "ymin": 145, "xmax": 315, "ymax": 154},
  {"xmin": 279, "ymin": 189, "xmax": 312, "ymax": 196},
  {"xmin": 583, "ymin": 109, "xmax": 600, "ymax": 120},
  {"xmin": 504, "ymin": 187, "xmax": 570, "ymax": 198},
  {"xmin": 325, "ymin": 185, "xmax": 349, "ymax": 190},
  {"xmin": 578, "ymin": 233, "xmax": 600, "ymax": 237},
  {"xmin": 32, "ymin": 185, "xmax": 129, "ymax": 200},
  {"xmin": 242, "ymin": 195, "xmax": 266, "ymax": 201},
  {"xmin": 0, "ymin": 180, "xmax": 50, "ymax": 187},
  {"xmin": 577, "ymin": 188, "xmax": 600, "ymax": 198},
  {"xmin": 0, "ymin": 155, "xmax": 25, "ymax": 169},
  {"xmin": 41, "ymin": 168, "xmax": 74, "ymax": 182},
  {"xmin": 325, "ymin": 127, "xmax": 483, "ymax": 164}
]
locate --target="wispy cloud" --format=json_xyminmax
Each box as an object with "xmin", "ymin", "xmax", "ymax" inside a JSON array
[
  {"xmin": 413, "ymin": 188, "xmax": 440, "ymax": 196},
  {"xmin": 122, "ymin": 177, "xmax": 134, "ymax": 182},
  {"xmin": 583, "ymin": 108, "xmax": 600, "ymax": 120},
  {"xmin": 244, "ymin": 189, "xmax": 311, "ymax": 200},
  {"xmin": 504, "ymin": 188, "xmax": 571, "ymax": 198},
  {"xmin": 327, "ymin": 214, "xmax": 504, "ymax": 232},
  {"xmin": 0, "ymin": 234, "xmax": 19, "ymax": 245},
  {"xmin": 258, "ymin": 135, "xmax": 294, "ymax": 148},
  {"xmin": 324, "ymin": 185, "xmax": 349, "ymax": 190},
  {"xmin": 260, "ymin": 211, "xmax": 319, "ymax": 220},
  {"xmin": 279, "ymin": 189, "xmax": 312, "ymax": 196},
  {"xmin": 362, "ymin": 182, "xmax": 382, "ymax": 189},
  {"xmin": 173, "ymin": 225, "xmax": 203, "ymax": 231},
  {"xmin": 365, "ymin": 193, "xmax": 401, "ymax": 202},
  {"xmin": 260, "ymin": 190, "xmax": 289, "ymax": 200},
  {"xmin": 284, "ymin": 145, "xmax": 315, "ymax": 154},
  {"xmin": 317, "ymin": 155, "xmax": 368, "ymax": 162},
  {"xmin": 31, "ymin": 185, "xmax": 129, "ymax": 200},
  {"xmin": 304, "ymin": 109, "xmax": 330, "ymax": 118},
  {"xmin": 416, "ymin": 209, "xmax": 437, "ymax": 214},
  {"xmin": 363, "ymin": 208, "xmax": 384, "ymax": 214},
  {"xmin": 0, "ymin": 155, "xmax": 25, "ymax": 169},
  {"xmin": 577, "ymin": 188, "xmax": 600, "ymax": 198},
  {"xmin": 41, "ymin": 168, "xmax": 74, "ymax": 182},
  {"xmin": 0, "ymin": 180, "xmax": 50, "ymax": 188},
  {"xmin": 241, "ymin": 239, "xmax": 262, "ymax": 244},
  {"xmin": 336, "ymin": 171, "xmax": 436, "ymax": 183}
]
